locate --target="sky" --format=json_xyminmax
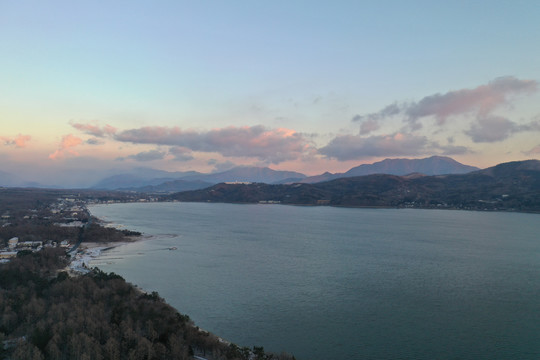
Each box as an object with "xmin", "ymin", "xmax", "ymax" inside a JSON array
[{"xmin": 1, "ymin": 1, "xmax": 540, "ymax": 187}]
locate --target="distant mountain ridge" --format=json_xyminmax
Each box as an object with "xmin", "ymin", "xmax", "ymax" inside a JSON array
[
  {"xmin": 91, "ymin": 156, "xmax": 479, "ymax": 192},
  {"xmin": 0, "ymin": 170, "xmax": 48, "ymax": 188},
  {"xmin": 167, "ymin": 159, "xmax": 540, "ymax": 212},
  {"xmin": 301, "ymin": 156, "xmax": 479, "ymax": 183},
  {"xmin": 0, "ymin": 170, "xmax": 20, "ymax": 187},
  {"xmin": 92, "ymin": 168, "xmax": 203, "ymax": 190},
  {"xmin": 187, "ymin": 167, "xmax": 306, "ymax": 184},
  {"xmin": 92, "ymin": 166, "xmax": 306, "ymax": 192},
  {"xmin": 127, "ymin": 179, "xmax": 214, "ymax": 194},
  {"xmin": 0, "ymin": 156, "xmax": 484, "ymax": 190}
]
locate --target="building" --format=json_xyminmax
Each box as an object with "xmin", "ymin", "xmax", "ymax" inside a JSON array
[
  {"xmin": 8, "ymin": 237, "xmax": 19, "ymax": 249},
  {"xmin": 0, "ymin": 252, "xmax": 17, "ymax": 260}
]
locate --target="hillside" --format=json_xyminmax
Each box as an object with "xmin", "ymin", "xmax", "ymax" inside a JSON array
[
  {"xmin": 0, "ymin": 249, "xmax": 294, "ymax": 360},
  {"xmin": 168, "ymin": 160, "xmax": 540, "ymax": 212}
]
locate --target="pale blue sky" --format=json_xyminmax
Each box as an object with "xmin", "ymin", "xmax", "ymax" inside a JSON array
[{"xmin": 1, "ymin": 1, "xmax": 539, "ymax": 186}]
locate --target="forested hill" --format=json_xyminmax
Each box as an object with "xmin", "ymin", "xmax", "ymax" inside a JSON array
[
  {"xmin": 0, "ymin": 249, "xmax": 295, "ymax": 359},
  {"xmin": 167, "ymin": 160, "xmax": 540, "ymax": 212}
]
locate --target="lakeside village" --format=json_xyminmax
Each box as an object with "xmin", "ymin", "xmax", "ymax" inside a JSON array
[
  {"xmin": 0, "ymin": 191, "xmax": 156, "ymax": 265},
  {"xmin": 0, "ymin": 185, "xmax": 280, "ymax": 266}
]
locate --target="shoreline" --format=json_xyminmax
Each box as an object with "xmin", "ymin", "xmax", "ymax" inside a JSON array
[
  {"xmin": 66, "ymin": 232, "xmax": 236, "ymax": 355},
  {"xmin": 90, "ymin": 199, "xmax": 540, "ymax": 215},
  {"xmin": 73, "ymin": 203, "xmax": 150, "ymax": 273},
  {"xmin": 68, "ymin": 235, "xmax": 150, "ymax": 274}
]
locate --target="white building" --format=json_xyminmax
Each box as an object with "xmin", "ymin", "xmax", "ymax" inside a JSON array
[{"xmin": 8, "ymin": 237, "xmax": 19, "ymax": 249}]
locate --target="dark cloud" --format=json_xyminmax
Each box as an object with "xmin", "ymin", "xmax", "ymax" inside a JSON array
[
  {"xmin": 432, "ymin": 143, "xmax": 471, "ymax": 155},
  {"xmin": 352, "ymin": 103, "xmax": 402, "ymax": 135},
  {"xmin": 86, "ymin": 138, "xmax": 104, "ymax": 145},
  {"xmin": 352, "ymin": 102, "xmax": 403, "ymax": 123},
  {"xmin": 114, "ymin": 125, "xmax": 311, "ymax": 164},
  {"xmin": 120, "ymin": 149, "xmax": 167, "ymax": 162},
  {"xmin": 522, "ymin": 119, "xmax": 540, "ymax": 132},
  {"xmin": 359, "ymin": 119, "xmax": 380, "ymax": 135},
  {"xmin": 209, "ymin": 160, "xmax": 237, "ymax": 173},
  {"xmin": 319, "ymin": 133, "xmax": 429, "ymax": 160},
  {"xmin": 465, "ymin": 116, "xmax": 540, "ymax": 143},
  {"xmin": 169, "ymin": 146, "xmax": 194, "ymax": 162}
]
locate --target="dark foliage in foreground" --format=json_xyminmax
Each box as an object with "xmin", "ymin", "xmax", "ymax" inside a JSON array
[{"xmin": 0, "ymin": 249, "xmax": 294, "ymax": 360}]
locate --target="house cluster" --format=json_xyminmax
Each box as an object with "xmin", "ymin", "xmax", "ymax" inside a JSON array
[
  {"xmin": 0, "ymin": 237, "xmax": 72, "ymax": 262},
  {"xmin": 50, "ymin": 197, "xmax": 87, "ymax": 220}
]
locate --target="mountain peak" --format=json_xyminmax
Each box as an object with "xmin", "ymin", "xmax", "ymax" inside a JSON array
[{"xmin": 301, "ymin": 156, "xmax": 479, "ymax": 183}]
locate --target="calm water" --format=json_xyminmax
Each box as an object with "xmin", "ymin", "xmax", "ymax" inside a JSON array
[{"xmin": 88, "ymin": 202, "xmax": 540, "ymax": 360}]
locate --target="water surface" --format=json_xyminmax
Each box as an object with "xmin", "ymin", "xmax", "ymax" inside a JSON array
[{"xmin": 89, "ymin": 203, "xmax": 540, "ymax": 360}]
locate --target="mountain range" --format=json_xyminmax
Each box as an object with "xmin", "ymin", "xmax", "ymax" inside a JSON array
[
  {"xmin": 0, "ymin": 170, "xmax": 42, "ymax": 188},
  {"xmin": 300, "ymin": 156, "xmax": 479, "ymax": 183},
  {"xmin": 91, "ymin": 166, "xmax": 306, "ymax": 192},
  {"xmin": 90, "ymin": 156, "xmax": 479, "ymax": 192},
  {"xmin": 0, "ymin": 156, "xmax": 482, "ymax": 191},
  {"xmin": 166, "ymin": 160, "xmax": 540, "ymax": 212}
]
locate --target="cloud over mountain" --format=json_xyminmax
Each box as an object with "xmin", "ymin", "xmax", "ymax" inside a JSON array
[
  {"xmin": 326, "ymin": 77, "xmax": 539, "ymax": 161},
  {"xmin": 465, "ymin": 116, "xmax": 540, "ymax": 143},
  {"xmin": 119, "ymin": 149, "xmax": 167, "ymax": 162},
  {"xmin": 319, "ymin": 133, "xmax": 429, "ymax": 161},
  {"xmin": 65, "ymin": 77, "xmax": 539, "ymax": 167}
]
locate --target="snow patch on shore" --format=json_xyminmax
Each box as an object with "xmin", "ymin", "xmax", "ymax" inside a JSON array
[{"xmin": 69, "ymin": 247, "xmax": 106, "ymax": 273}]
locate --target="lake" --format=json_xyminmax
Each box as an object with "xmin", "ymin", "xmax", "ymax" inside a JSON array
[{"xmin": 88, "ymin": 202, "xmax": 540, "ymax": 360}]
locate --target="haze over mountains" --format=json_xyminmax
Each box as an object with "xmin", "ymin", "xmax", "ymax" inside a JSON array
[
  {"xmin": 0, "ymin": 156, "xmax": 483, "ymax": 191},
  {"xmin": 91, "ymin": 166, "xmax": 306, "ymax": 192},
  {"xmin": 90, "ymin": 156, "xmax": 479, "ymax": 192},
  {"xmin": 0, "ymin": 170, "xmax": 21, "ymax": 187},
  {"xmin": 2, "ymin": 156, "xmax": 539, "ymax": 211}
]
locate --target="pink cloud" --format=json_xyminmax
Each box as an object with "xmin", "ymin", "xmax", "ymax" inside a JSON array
[
  {"xmin": 49, "ymin": 134, "xmax": 83, "ymax": 160},
  {"xmin": 114, "ymin": 125, "xmax": 312, "ymax": 164},
  {"xmin": 524, "ymin": 145, "xmax": 540, "ymax": 155},
  {"xmin": 71, "ymin": 122, "xmax": 117, "ymax": 137},
  {"xmin": 1, "ymin": 134, "xmax": 31, "ymax": 148}
]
